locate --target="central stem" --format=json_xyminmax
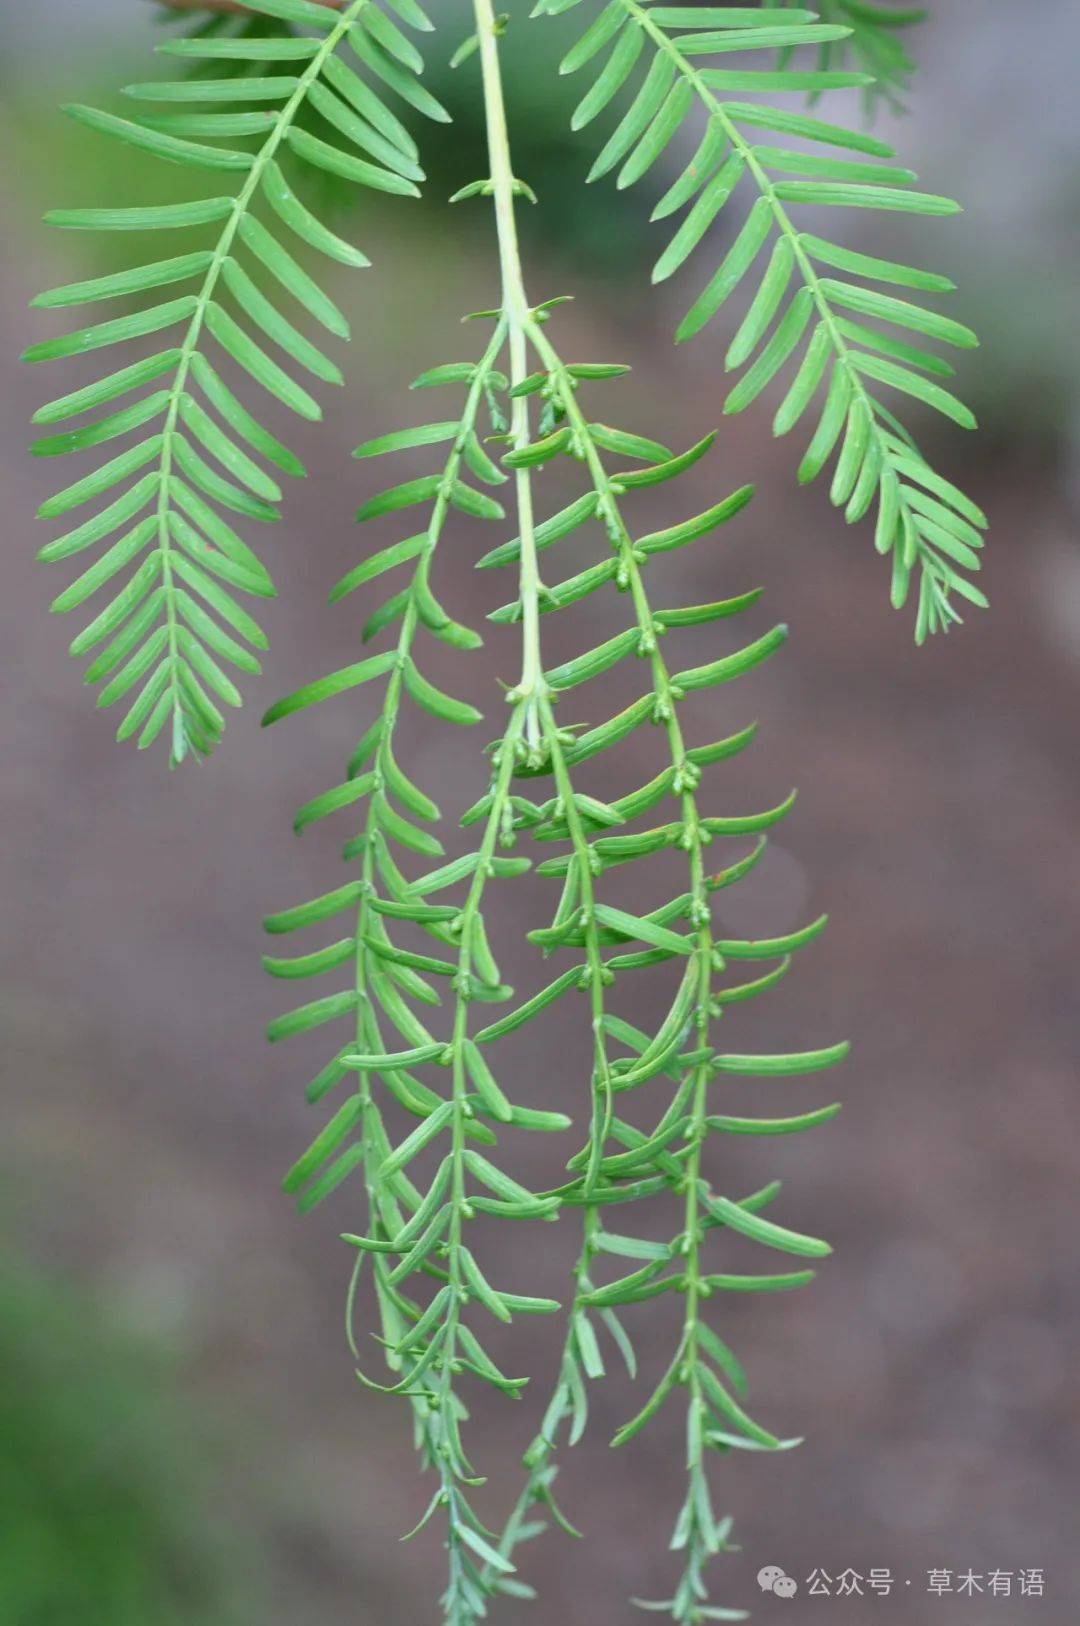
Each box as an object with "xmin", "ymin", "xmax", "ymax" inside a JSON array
[
  {"xmin": 474, "ymin": 0, "xmax": 529, "ymax": 331},
  {"xmin": 473, "ymin": 0, "xmax": 548, "ymax": 741}
]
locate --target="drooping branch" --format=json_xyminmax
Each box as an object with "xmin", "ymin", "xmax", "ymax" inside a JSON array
[
  {"xmin": 536, "ymin": 0, "xmax": 985, "ymax": 641},
  {"xmin": 29, "ymin": 0, "xmax": 441, "ymax": 762}
]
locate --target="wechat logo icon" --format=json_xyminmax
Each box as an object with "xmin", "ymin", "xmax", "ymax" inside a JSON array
[{"xmin": 758, "ymin": 1566, "xmax": 798, "ymax": 1599}]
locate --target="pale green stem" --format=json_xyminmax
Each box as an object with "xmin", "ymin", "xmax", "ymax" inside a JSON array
[
  {"xmin": 473, "ymin": 0, "xmax": 548, "ymax": 747},
  {"xmin": 479, "ymin": 709, "xmax": 621, "ymax": 1573},
  {"xmin": 353, "ymin": 0, "xmax": 558, "ymax": 1592},
  {"xmin": 436, "ymin": 701, "xmax": 526, "ymax": 1608},
  {"xmin": 524, "ymin": 331, "xmax": 730, "ymax": 1611},
  {"xmin": 348, "ymin": 321, "xmax": 508, "ymax": 1355},
  {"xmin": 542, "ymin": 698, "xmax": 616, "ymax": 1187},
  {"xmin": 467, "ymin": 4, "xmax": 643, "ymax": 1584}
]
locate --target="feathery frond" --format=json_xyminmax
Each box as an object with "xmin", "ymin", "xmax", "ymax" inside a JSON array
[
  {"xmin": 27, "ymin": 0, "xmax": 442, "ymax": 764},
  {"xmin": 467, "ymin": 322, "xmax": 846, "ymax": 1616},
  {"xmin": 263, "ymin": 313, "xmax": 589, "ymax": 1621},
  {"xmin": 266, "ymin": 282, "xmax": 838, "ymax": 1617},
  {"xmin": 539, "ymin": 0, "xmax": 986, "ymax": 639}
]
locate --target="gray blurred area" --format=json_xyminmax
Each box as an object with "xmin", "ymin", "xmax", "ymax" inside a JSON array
[{"xmin": 1, "ymin": 3, "xmax": 1078, "ymax": 1622}]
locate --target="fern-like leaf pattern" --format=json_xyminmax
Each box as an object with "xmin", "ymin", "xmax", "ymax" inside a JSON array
[
  {"xmin": 258, "ymin": 3, "xmax": 858, "ymax": 1613},
  {"xmin": 463, "ymin": 326, "xmax": 846, "ymax": 1617},
  {"xmin": 14, "ymin": 0, "xmax": 994, "ymax": 1618},
  {"xmin": 262, "ymin": 319, "xmax": 602, "ymax": 1620},
  {"xmin": 27, "ymin": 0, "xmax": 445, "ymax": 763},
  {"xmin": 540, "ymin": 0, "xmax": 986, "ymax": 640}
]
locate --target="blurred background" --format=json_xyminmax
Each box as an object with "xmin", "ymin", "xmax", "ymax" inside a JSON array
[{"xmin": 1, "ymin": 2, "xmax": 1078, "ymax": 1621}]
